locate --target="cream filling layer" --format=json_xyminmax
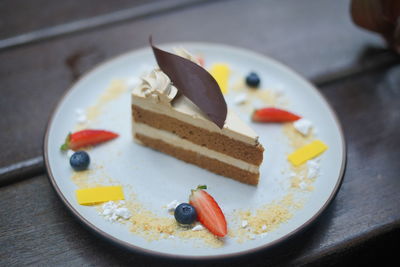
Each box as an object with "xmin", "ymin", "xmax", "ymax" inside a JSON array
[
  {"xmin": 133, "ymin": 122, "xmax": 259, "ymax": 174},
  {"xmin": 131, "ymin": 96, "xmax": 259, "ymax": 146}
]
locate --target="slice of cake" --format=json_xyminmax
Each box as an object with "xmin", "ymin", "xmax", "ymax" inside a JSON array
[{"xmin": 131, "ymin": 43, "xmax": 264, "ymax": 185}]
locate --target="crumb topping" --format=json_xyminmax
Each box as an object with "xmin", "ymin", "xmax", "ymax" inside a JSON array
[{"xmin": 68, "ymin": 71, "xmax": 325, "ymax": 248}]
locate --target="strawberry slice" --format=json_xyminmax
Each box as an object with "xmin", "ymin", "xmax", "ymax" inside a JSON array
[
  {"xmin": 189, "ymin": 185, "xmax": 227, "ymax": 237},
  {"xmin": 252, "ymin": 107, "xmax": 301, "ymax": 123},
  {"xmin": 60, "ymin": 129, "xmax": 119, "ymax": 151}
]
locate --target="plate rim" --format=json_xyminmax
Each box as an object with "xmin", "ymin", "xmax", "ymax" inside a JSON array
[{"xmin": 43, "ymin": 41, "xmax": 347, "ymax": 260}]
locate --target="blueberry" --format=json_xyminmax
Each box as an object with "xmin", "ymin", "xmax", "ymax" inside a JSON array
[
  {"xmin": 70, "ymin": 151, "xmax": 90, "ymax": 171},
  {"xmin": 174, "ymin": 203, "xmax": 197, "ymax": 225},
  {"xmin": 245, "ymin": 72, "xmax": 261, "ymax": 88}
]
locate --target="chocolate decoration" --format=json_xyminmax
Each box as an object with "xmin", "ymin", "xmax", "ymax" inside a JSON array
[{"xmin": 149, "ymin": 37, "xmax": 227, "ymax": 129}]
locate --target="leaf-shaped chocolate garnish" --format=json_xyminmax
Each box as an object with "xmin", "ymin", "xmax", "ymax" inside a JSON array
[{"xmin": 149, "ymin": 37, "xmax": 227, "ymax": 129}]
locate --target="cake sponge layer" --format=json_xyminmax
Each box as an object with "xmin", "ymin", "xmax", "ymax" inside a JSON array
[
  {"xmin": 132, "ymin": 105, "xmax": 264, "ymax": 165},
  {"xmin": 135, "ymin": 133, "xmax": 260, "ymax": 185}
]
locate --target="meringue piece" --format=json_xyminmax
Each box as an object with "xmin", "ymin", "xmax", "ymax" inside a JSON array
[
  {"xmin": 115, "ymin": 207, "xmax": 131, "ymax": 220},
  {"xmin": 234, "ymin": 93, "xmax": 247, "ymax": 105},
  {"xmin": 293, "ymin": 118, "xmax": 313, "ymax": 136},
  {"xmin": 307, "ymin": 159, "xmax": 320, "ymax": 178},
  {"xmin": 77, "ymin": 114, "xmax": 87, "ymax": 124},
  {"xmin": 67, "ymin": 150, "xmax": 75, "ymax": 158},
  {"xmin": 100, "ymin": 201, "xmax": 131, "ymax": 222},
  {"xmin": 192, "ymin": 224, "xmax": 205, "ymax": 231},
  {"xmin": 166, "ymin": 200, "xmax": 180, "ymax": 211}
]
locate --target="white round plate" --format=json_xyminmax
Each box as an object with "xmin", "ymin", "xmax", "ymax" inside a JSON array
[{"xmin": 45, "ymin": 43, "xmax": 345, "ymax": 260}]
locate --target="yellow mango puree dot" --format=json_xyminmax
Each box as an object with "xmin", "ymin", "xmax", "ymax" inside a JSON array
[
  {"xmin": 209, "ymin": 63, "xmax": 230, "ymax": 94},
  {"xmin": 76, "ymin": 186, "xmax": 124, "ymax": 205},
  {"xmin": 288, "ymin": 140, "xmax": 328, "ymax": 166}
]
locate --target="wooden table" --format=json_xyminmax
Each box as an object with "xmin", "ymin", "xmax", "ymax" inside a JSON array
[{"xmin": 1, "ymin": 0, "xmax": 399, "ymax": 265}]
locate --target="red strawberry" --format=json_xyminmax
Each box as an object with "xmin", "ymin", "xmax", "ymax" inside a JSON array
[
  {"xmin": 189, "ymin": 185, "xmax": 227, "ymax": 237},
  {"xmin": 252, "ymin": 107, "xmax": 301, "ymax": 123},
  {"xmin": 60, "ymin": 129, "xmax": 119, "ymax": 151}
]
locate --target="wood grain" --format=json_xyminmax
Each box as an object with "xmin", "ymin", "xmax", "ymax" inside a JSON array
[
  {"xmin": 0, "ymin": 156, "xmax": 43, "ymax": 186},
  {"xmin": 1, "ymin": 65, "xmax": 399, "ymax": 266},
  {"xmin": 0, "ymin": 0, "xmax": 161, "ymax": 40},
  {"xmin": 0, "ymin": 0, "xmax": 396, "ymax": 171},
  {"xmin": 1, "ymin": 0, "xmax": 399, "ymax": 264},
  {"xmin": 0, "ymin": 0, "xmax": 214, "ymax": 50}
]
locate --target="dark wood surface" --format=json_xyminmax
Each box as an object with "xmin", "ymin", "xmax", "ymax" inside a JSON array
[
  {"xmin": 1, "ymin": 0, "xmax": 398, "ymax": 170},
  {"xmin": 0, "ymin": 0, "xmax": 160, "ymax": 39},
  {"xmin": 1, "ymin": 0, "xmax": 399, "ymax": 266}
]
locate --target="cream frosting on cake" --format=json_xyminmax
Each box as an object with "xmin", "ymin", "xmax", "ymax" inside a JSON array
[{"xmin": 132, "ymin": 69, "xmax": 259, "ymax": 146}]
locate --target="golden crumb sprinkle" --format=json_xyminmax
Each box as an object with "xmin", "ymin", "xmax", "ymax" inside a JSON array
[
  {"xmin": 66, "ymin": 75, "xmax": 325, "ymax": 248},
  {"xmin": 123, "ymin": 194, "xmax": 224, "ymax": 247},
  {"xmin": 282, "ymin": 123, "xmax": 319, "ymax": 191},
  {"xmin": 76, "ymin": 79, "xmax": 127, "ymax": 130},
  {"xmin": 232, "ymin": 195, "xmax": 298, "ymax": 243}
]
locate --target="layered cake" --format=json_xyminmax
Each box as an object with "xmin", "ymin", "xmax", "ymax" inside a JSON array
[{"xmin": 131, "ymin": 42, "xmax": 264, "ymax": 185}]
